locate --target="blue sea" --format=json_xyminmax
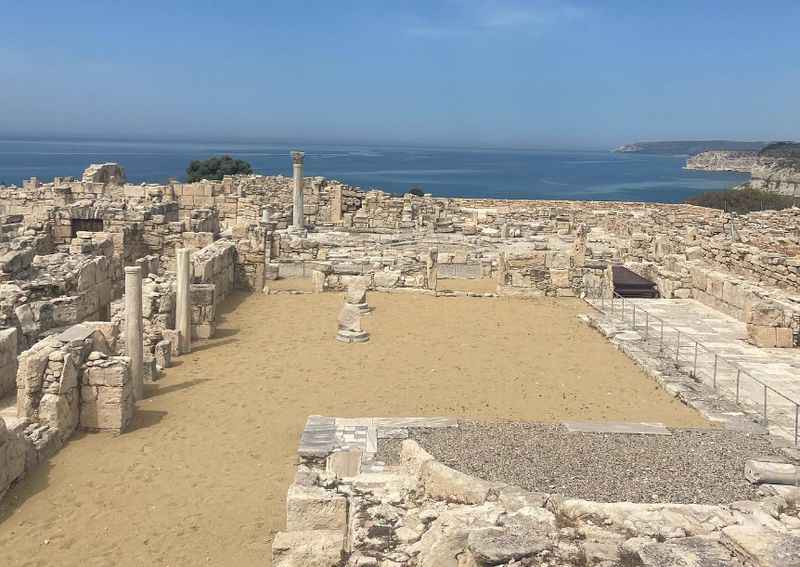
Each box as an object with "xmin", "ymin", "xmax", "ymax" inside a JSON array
[{"xmin": 0, "ymin": 139, "xmax": 747, "ymax": 203}]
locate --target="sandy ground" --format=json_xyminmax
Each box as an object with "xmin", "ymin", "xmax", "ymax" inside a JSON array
[{"xmin": 0, "ymin": 284, "xmax": 705, "ymax": 566}]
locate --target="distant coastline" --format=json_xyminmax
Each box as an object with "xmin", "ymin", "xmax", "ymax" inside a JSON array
[{"xmin": 613, "ymin": 140, "xmax": 768, "ymax": 156}]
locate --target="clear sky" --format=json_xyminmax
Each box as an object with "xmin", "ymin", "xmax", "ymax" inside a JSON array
[{"xmin": 1, "ymin": 1, "xmax": 798, "ymax": 149}]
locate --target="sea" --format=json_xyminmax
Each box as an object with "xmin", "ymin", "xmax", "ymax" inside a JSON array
[{"xmin": 0, "ymin": 139, "xmax": 748, "ymax": 203}]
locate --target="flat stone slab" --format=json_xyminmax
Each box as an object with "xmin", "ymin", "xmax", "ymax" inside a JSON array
[
  {"xmin": 56, "ymin": 323, "xmax": 95, "ymax": 343},
  {"xmin": 562, "ymin": 421, "xmax": 672, "ymax": 435},
  {"xmin": 298, "ymin": 415, "xmax": 338, "ymax": 458}
]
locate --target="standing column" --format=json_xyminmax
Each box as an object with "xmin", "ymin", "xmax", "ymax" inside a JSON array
[
  {"xmin": 291, "ymin": 150, "xmax": 305, "ymax": 229},
  {"xmin": 176, "ymin": 248, "xmax": 192, "ymax": 354},
  {"xmin": 124, "ymin": 266, "xmax": 144, "ymax": 401}
]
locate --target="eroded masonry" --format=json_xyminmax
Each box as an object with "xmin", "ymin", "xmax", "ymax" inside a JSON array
[{"xmin": 1, "ymin": 156, "xmax": 800, "ymax": 565}]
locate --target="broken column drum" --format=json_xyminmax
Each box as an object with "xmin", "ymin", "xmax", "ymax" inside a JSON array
[
  {"xmin": 345, "ymin": 279, "xmax": 371, "ymax": 315},
  {"xmin": 292, "ymin": 151, "xmax": 305, "ymax": 230},
  {"xmin": 336, "ymin": 303, "xmax": 369, "ymax": 343}
]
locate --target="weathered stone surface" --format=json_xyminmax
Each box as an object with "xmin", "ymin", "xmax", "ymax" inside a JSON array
[
  {"xmin": 638, "ymin": 535, "xmax": 735, "ymax": 566},
  {"xmin": 721, "ymin": 525, "xmax": 800, "ymax": 567},
  {"xmin": 420, "ymin": 459, "xmax": 501, "ymax": 505},
  {"xmin": 286, "ymin": 485, "xmax": 348, "ymax": 532},
  {"xmin": 272, "ymin": 529, "xmax": 344, "ymax": 567},
  {"xmin": 745, "ymin": 459, "xmax": 799, "ymax": 485}
]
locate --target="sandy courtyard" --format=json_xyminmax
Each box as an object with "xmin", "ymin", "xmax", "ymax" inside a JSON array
[{"xmin": 0, "ymin": 287, "xmax": 705, "ymax": 566}]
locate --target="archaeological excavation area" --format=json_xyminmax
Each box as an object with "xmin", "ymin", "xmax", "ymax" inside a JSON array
[{"xmin": 0, "ymin": 155, "xmax": 799, "ymax": 566}]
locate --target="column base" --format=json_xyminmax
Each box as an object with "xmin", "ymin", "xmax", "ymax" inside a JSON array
[{"xmin": 336, "ymin": 330, "xmax": 370, "ymax": 343}]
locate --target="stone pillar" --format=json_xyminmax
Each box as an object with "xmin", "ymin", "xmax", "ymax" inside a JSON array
[
  {"xmin": 292, "ymin": 151, "xmax": 305, "ymax": 229},
  {"xmin": 176, "ymin": 248, "xmax": 192, "ymax": 354},
  {"xmin": 124, "ymin": 266, "xmax": 144, "ymax": 401},
  {"xmin": 426, "ymin": 247, "xmax": 439, "ymax": 291},
  {"xmin": 331, "ymin": 185, "xmax": 343, "ymax": 224}
]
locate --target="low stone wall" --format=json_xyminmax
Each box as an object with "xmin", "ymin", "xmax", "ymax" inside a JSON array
[
  {"xmin": 0, "ymin": 323, "xmax": 134, "ymax": 503},
  {"xmin": 193, "ymin": 239, "xmax": 236, "ymax": 304}
]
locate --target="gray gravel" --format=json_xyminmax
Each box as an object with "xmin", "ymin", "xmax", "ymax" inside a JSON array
[{"xmin": 377, "ymin": 420, "xmax": 783, "ymax": 504}]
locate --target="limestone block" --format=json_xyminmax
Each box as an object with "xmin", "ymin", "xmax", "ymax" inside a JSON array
[
  {"xmin": 748, "ymin": 301, "xmax": 786, "ymax": 327},
  {"xmin": 271, "ymin": 530, "xmax": 344, "ymax": 567},
  {"xmin": 311, "ymin": 270, "xmax": 326, "ymax": 293},
  {"xmin": 162, "ymin": 329, "xmax": 181, "ymax": 357},
  {"xmin": 38, "ymin": 391, "xmax": 79, "ymax": 439},
  {"xmin": 154, "ymin": 339, "xmax": 172, "ymax": 370},
  {"xmin": 776, "ymin": 327, "xmax": 794, "ymax": 348},
  {"xmin": 286, "ymin": 485, "xmax": 348, "ymax": 532},
  {"xmin": 420, "ymin": 459, "xmax": 499, "ymax": 505},
  {"xmin": 80, "ymin": 360, "xmax": 133, "ymax": 432},
  {"xmin": 0, "ymin": 327, "xmax": 18, "ymax": 397},
  {"xmin": 721, "ymin": 524, "xmax": 800, "ymax": 567},
  {"xmin": 550, "ymin": 269, "xmax": 570, "ymax": 289}
]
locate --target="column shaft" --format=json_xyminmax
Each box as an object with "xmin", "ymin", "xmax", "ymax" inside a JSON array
[
  {"xmin": 124, "ymin": 266, "xmax": 144, "ymax": 401},
  {"xmin": 292, "ymin": 151, "xmax": 305, "ymax": 229},
  {"xmin": 176, "ymin": 249, "xmax": 192, "ymax": 354}
]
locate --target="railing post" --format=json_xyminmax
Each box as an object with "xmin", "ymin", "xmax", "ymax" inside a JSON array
[
  {"xmin": 713, "ymin": 354, "xmax": 718, "ymax": 388},
  {"xmin": 632, "ymin": 305, "xmax": 636, "ymax": 329},
  {"xmin": 675, "ymin": 331, "xmax": 681, "ymax": 362},
  {"xmin": 795, "ymin": 404, "xmax": 799, "ymax": 447},
  {"xmin": 644, "ymin": 311, "xmax": 649, "ymax": 340},
  {"xmin": 736, "ymin": 369, "xmax": 740, "ymax": 402},
  {"xmin": 693, "ymin": 342, "xmax": 698, "ymax": 378},
  {"xmin": 659, "ymin": 321, "xmax": 664, "ymax": 352},
  {"xmin": 763, "ymin": 385, "xmax": 768, "ymax": 424}
]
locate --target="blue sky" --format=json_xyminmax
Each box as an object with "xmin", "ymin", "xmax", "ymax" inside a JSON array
[{"xmin": 0, "ymin": 1, "xmax": 798, "ymax": 149}]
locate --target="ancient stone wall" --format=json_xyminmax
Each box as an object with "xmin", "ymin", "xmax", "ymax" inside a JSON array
[{"xmin": 0, "ymin": 328, "xmax": 18, "ymax": 399}]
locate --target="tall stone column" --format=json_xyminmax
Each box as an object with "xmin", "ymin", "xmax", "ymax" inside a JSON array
[
  {"xmin": 176, "ymin": 248, "xmax": 192, "ymax": 354},
  {"xmin": 124, "ymin": 266, "xmax": 144, "ymax": 401},
  {"xmin": 292, "ymin": 151, "xmax": 305, "ymax": 229}
]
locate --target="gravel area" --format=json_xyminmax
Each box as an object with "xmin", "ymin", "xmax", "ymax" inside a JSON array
[{"xmin": 378, "ymin": 420, "xmax": 784, "ymax": 504}]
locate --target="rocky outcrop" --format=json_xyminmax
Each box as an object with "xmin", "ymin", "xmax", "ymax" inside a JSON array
[{"xmin": 685, "ymin": 151, "xmax": 768, "ymax": 173}]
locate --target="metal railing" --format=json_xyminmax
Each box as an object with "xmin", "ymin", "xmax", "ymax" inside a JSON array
[{"xmin": 589, "ymin": 290, "xmax": 800, "ymax": 446}]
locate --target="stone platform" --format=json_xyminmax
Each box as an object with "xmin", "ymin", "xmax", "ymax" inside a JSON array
[{"xmin": 586, "ymin": 298, "xmax": 800, "ymax": 445}]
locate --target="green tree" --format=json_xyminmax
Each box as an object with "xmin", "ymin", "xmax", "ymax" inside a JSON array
[
  {"xmin": 186, "ymin": 155, "xmax": 253, "ymax": 182},
  {"xmin": 408, "ymin": 186, "xmax": 425, "ymax": 197}
]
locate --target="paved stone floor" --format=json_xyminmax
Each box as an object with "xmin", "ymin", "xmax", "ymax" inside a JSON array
[{"xmin": 588, "ymin": 298, "xmax": 800, "ymax": 443}]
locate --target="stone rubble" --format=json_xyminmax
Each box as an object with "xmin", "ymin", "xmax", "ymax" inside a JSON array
[{"xmin": 273, "ymin": 435, "xmax": 800, "ymax": 567}]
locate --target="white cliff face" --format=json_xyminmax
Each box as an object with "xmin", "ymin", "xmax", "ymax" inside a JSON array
[
  {"xmin": 750, "ymin": 161, "xmax": 800, "ymax": 196},
  {"xmin": 685, "ymin": 151, "xmax": 767, "ymax": 173},
  {"xmin": 687, "ymin": 152, "xmax": 800, "ymax": 196}
]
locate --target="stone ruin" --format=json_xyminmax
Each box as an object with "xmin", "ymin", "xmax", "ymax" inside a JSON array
[
  {"xmin": 337, "ymin": 281, "xmax": 371, "ymax": 343},
  {"xmin": 0, "ymin": 152, "xmax": 798, "ymax": 562},
  {"xmin": 271, "ymin": 416, "xmax": 800, "ymax": 566}
]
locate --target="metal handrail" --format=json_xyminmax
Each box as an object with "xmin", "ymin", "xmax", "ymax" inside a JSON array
[{"xmin": 589, "ymin": 288, "xmax": 800, "ymax": 445}]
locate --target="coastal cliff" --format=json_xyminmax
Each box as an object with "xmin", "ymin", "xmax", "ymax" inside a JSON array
[
  {"xmin": 750, "ymin": 161, "xmax": 800, "ymax": 197},
  {"xmin": 685, "ymin": 150, "xmax": 768, "ymax": 173}
]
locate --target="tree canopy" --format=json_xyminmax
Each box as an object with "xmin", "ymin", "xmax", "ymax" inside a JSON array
[
  {"xmin": 186, "ymin": 155, "xmax": 253, "ymax": 182},
  {"xmin": 407, "ymin": 186, "xmax": 425, "ymax": 197}
]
